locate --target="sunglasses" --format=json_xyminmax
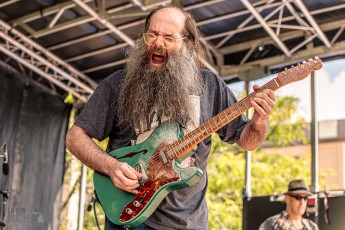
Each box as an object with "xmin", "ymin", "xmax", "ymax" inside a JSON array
[{"xmin": 289, "ymin": 195, "xmax": 309, "ymax": 201}]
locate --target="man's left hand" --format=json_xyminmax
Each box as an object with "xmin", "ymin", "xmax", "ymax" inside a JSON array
[{"xmin": 250, "ymin": 84, "xmax": 276, "ymax": 128}]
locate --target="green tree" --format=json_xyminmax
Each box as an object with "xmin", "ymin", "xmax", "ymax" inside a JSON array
[
  {"xmin": 267, "ymin": 96, "xmax": 308, "ymax": 147},
  {"xmin": 207, "ymin": 95, "xmax": 310, "ymax": 230}
]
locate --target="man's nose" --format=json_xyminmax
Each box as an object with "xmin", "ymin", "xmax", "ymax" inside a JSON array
[{"xmin": 153, "ymin": 36, "xmax": 165, "ymax": 48}]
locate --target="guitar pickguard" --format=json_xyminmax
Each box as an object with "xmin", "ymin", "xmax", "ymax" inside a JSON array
[{"xmin": 120, "ymin": 141, "xmax": 180, "ymax": 222}]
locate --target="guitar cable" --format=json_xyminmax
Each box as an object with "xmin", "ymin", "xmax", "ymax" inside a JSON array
[
  {"xmin": 91, "ymin": 192, "xmax": 131, "ymax": 230},
  {"xmin": 89, "ymin": 192, "xmax": 101, "ymax": 230}
]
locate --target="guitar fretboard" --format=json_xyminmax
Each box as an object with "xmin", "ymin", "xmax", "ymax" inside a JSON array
[{"xmin": 165, "ymin": 79, "xmax": 280, "ymax": 159}]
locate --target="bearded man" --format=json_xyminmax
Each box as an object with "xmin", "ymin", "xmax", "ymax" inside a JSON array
[{"xmin": 66, "ymin": 5, "xmax": 276, "ymax": 230}]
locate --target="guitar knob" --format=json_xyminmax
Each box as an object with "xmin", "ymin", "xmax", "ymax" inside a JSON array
[
  {"xmin": 126, "ymin": 208, "xmax": 133, "ymax": 214},
  {"xmin": 133, "ymin": 200, "xmax": 141, "ymax": 207}
]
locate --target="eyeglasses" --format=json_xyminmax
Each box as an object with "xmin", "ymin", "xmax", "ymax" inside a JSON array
[
  {"xmin": 289, "ymin": 195, "xmax": 309, "ymax": 201},
  {"xmin": 143, "ymin": 32, "xmax": 187, "ymax": 49}
]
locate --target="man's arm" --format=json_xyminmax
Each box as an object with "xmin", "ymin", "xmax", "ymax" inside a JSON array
[
  {"xmin": 66, "ymin": 125, "xmax": 142, "ymax": 194},
  {"xmin": 236, "ymin": 84, "xmax": 275, "ymax": 150}
]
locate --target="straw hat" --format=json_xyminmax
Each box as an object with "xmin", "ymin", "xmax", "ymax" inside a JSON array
[{"xmin": 284, "ymin": 179, "xmax": 313, "ymax": 195}]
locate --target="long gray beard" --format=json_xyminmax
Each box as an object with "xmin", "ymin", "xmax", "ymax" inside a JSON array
[{"xmin": 117, "ymin": 39, "xmax": 204, "ymax": 130}]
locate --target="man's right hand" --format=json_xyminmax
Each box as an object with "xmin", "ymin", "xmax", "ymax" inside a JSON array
[
  {"xmin": 109, "ymin": 161, "xmax": 143, "ymax": 194},
  {"xmin": 66, "ymin": 125, "xmax": 143, "ymax": 194}
]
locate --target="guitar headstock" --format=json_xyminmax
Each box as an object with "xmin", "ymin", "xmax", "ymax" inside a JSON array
[{"xmin": 277, "ymin": 57, "xmax": 323, "ymax": 87}]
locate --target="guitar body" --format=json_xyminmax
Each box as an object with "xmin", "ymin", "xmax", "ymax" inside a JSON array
[{"xmin": 93, "ymin": 121, "xmax": 203, "ymax": 227}]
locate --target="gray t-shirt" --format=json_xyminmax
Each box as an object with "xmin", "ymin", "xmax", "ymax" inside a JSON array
[{"xmin": 75, "ymin": 69, "xmax": 249, "ymax": 230}]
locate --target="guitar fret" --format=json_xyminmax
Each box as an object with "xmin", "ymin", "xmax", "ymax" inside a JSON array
[
  {"xmin": 173, "ymin": 144, "xmax": 180, "ymax": 158},
  {"xmin": 194, "ymin": 131, "xmax": 200, "ymax": 143},
  {"xmin": 273, "ymin": 78, "xmax": 280, "ymax": 88},
  {"xmin": 220, "ymin": 113, "xmax": 227, "ymax": 123},
  {"xmin": 212, "ymin": 116, "xmax": 218, "ymax": 129},
  {"xmin": 195, "ymin": 128, "xmax": 202, "ymax": 142},
  {"xmin": 243, "ymin": 99, "xmax": 249, "ymax": 108},
  {"xmin": 231, "ymin": 108, "xmax": 235, "ymax": 117},
  {"xmin": 236, "ymin": 103, "xmax": 240, "ymax": 113},
  {"xmin": 174, "ymin": 144, "xmax": 179, "ymax": 155},
  {"xmin": 202, "ymin": 125, "xmax": 210, "ymax": 138},
  {"xmin": 207, "ymin": 121, "xmax": 213, "ymax": 133},
  {"xmin": 169, "ymin": 144, "xmax": 176, "ymax": 158},
  {"xmin": 223, "ymin": 109, "xmax": 230, "ymax": 120},
  {"xmin": 214, "ymin": 114, "xmax": 220, "ymax": 129},
  {"xmin": 179, "ymin": 141, "xmax": 187, "ymax": 152}
]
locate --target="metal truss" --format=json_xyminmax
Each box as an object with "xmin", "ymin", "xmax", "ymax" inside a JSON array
[
  {"xmin": 8, "ymin": 0, "xmax": 220, "ymax": 75},
  {"xmin": 0, "ymin": 19, "xmax": 96, "ymax": 103},
  {"xmin": 1, "ymin": 0, "xmax": 345, "ymax": 103},
  {"xmin": 216, "ymin": 0, "xmax": 345, "ymax": 80},
  {"xmin": 73, "ymin": 0, "xmax": 218, "ymax": 74}
]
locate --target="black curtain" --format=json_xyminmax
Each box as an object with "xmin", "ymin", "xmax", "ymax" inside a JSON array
[{"xmin": 0, "ymin": 68, "xmax": 70, "ymax": 230}]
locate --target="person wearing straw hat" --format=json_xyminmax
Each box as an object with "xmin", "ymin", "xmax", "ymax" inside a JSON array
[{"xmin": 259, "ymin": 179, "xmax": 318, "ymax": 230}]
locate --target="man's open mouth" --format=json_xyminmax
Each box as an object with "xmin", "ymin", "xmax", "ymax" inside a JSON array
[{"xmin": 150, "ymin": 53, "xmax": 166, "ymax": 67}]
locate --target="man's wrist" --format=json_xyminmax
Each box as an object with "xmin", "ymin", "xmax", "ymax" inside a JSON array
[{"xmin": 251, "ymin": 117, "xmax": 269, "ymax": 131}]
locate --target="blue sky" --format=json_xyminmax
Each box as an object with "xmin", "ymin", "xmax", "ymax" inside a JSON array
[{"xmin": 228, "ymin": 58, "xmax": 345, "ymax": 122}]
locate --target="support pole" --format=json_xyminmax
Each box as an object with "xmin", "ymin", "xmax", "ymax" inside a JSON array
[
  {"xmin": 310, "ymin": 71, "xmax": 318, "ymax": 193},
  {"xmin": 77, "ymin": 164, "xmax": 87, "ymax": 230},
  {"xmin": 243, "ymin": 80, "xmax": 252, "ymax": 198}
]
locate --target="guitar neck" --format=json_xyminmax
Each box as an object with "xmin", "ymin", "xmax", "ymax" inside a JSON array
[
  {"xmin": 165, "ymin": 57, "xmax": 322, "ymax": 160},
  {"xmin": 166, "ymin": 79, "xmax": 280, "ymax": 159}
]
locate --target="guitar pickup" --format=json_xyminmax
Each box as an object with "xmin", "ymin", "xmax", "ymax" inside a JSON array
[
  {"xmin": 133, "ymin": 163, "xmax": 147, "ymax": 182},
  {"xmin": 159, "ymin": 150, "xmax": 168, "ymax": 165}
]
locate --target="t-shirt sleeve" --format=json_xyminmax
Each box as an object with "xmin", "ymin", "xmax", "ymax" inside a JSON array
[
  {"xmin": 203, "ymin": 70, "xmax": 249, "ymax": 144},
  {"xmin": 218, "ymin": 84, "xmax": 249, "ymax": 144},
  {"xmin": 74, "ymin": 73, "xmax": 119, "ymax": 141}
]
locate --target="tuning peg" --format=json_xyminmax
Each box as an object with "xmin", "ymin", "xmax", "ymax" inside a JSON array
[{"xmin": 301, "ymin": 61, "xmax": 306, "ymax": 68}]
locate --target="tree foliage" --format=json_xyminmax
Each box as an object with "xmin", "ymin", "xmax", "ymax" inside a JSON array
[
  {"xmin": 266, "ymin": 96, "xmax": 308, "ymax": 147},
  {"xmin": 207, "ymin": 95, "xmax": 311, "ymax": 230}
]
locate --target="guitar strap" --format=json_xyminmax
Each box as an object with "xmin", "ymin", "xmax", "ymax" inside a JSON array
[{"xmin": 324, "ymin": 193, "xmax": 330, "ymax": 224}]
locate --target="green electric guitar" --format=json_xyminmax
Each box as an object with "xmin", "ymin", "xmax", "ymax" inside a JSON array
[{"xmin": 93, "ymin": 57, "xmax": 323, "ymax": 227}]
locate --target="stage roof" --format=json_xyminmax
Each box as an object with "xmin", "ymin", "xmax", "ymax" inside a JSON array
[{"xmin": 0, "ymin": 0, "xmax": 345, "ymax": 104}]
